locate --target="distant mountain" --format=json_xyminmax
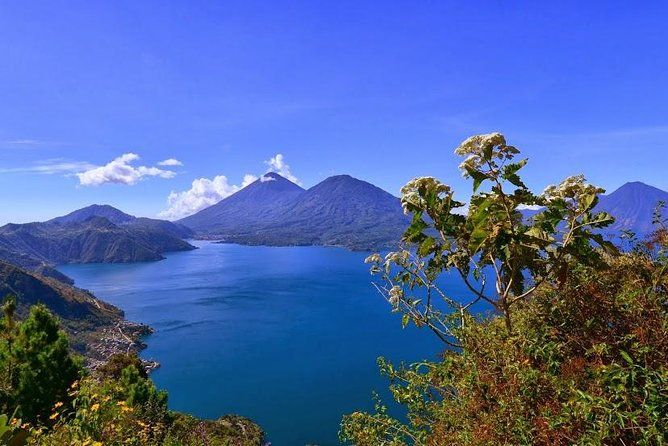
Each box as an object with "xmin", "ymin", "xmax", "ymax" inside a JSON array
[
  {"xmin": 0, "ymin": 260, "xmax": 149, "ymax": 365},
  {"xmin": 178, "ymin": 172, "xmax": 306, "ymax": 234},
  {"xmin": 522, "ymin": 181, "xmax": 668, "ymax": 237},
  {"xmin": 244, "ymin": 174, "xmax": 410, "ymax": 249},
  {"xmin": 595, "ymin": 182, "xmax": 668, "ymax": 235},
  {"xmin": 49, "ymin": 204, "xmax": 135, "ymax": 225},
  {"xmin": 179, "ymin": 173, "xmax": 409, "ymax": 250},
  {"xmin": 50, "ymin": 204, "xmax": 194, "ymax": 238},
  {"xmin": 127, "ymin": 217, "xmax": 194, "ymax": 239},
  {"xmin": 0, "ymin": 205, "xmax": 195, "ymax": 271}
]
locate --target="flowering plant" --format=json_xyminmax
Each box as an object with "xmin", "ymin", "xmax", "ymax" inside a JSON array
[{"xmin": 366, "ymin": 133, "xmax": 617, "ymax": 340}]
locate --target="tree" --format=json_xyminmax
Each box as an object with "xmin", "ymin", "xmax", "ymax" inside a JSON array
[
  {"xmin": 97, "ymin": 352, "xmax": 147, "ymax": 381},
  {"xmin": 0, "ymin": 297, "xmax": 82, "ymax": 424},
  {"xmin": 364, "ymin": 132, "xmax": 616, "ymax": 342},
  {"xmin": 119, "ymin": 365, "xmax": 167, "ymax": 410},
  {"xmin": 0, "ymin": 296, "xmax": 19, "ymax": 412}
]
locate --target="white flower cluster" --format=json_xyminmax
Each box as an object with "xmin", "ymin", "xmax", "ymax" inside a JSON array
[
  {"xmin": 364, "ymin": 253, "xmax": 383, "ymax": 264},
  {"xmin": 400, "ymin": 176, "xmax": 453, "ymax": 214},
  {"xmin": 388, "ymin": 285, "xmax": 403, "ymax": 306},
  {"xmin": 454, "ymin": 132, "xmax": 518, "ymax": 177},
  {"xmin": 385, "ymin": 250, "xmax": 411, "ymax": 265},
  {"xmin": 542, "ymin": 175, "xmax": 605, "ymax": 205},
  {"xmin": 454, "ymin": 132, "xmax": 507, "ymax": 156},
  {"xmin": 383, "ymin": 250, "xmax": 411, "ymax": 273}
]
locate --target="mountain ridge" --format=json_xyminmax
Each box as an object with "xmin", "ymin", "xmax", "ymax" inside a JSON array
[
  {"xmin": 178, "ymin": 172, "xmax": 306, "ymax": 234},
  {"xmin": 49, "ymin": 204, "xmax": 136, "ymax": 225},
  {"xmin": 3, "ymin": 179, "xmax": 664, "ymax": 266},
  {"xmin": 595, "ymin": 181, "xmax": 668, "ymax": 234},
  {"xmin": 178, "ymin": 173, "xmax": 409, "ymax": 250},
  {"xmin": 180, "ymin": 176, "xmax": 666, "ymax": 250},
  {"xmin": 0, "ymin": 206, "xmax": 196, "ymax": 281}
]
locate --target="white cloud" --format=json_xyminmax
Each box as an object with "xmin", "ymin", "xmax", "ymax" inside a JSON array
[
  {"xmin": 159, "ymin": 173, "xmax": 257, "ymax": 220},
  {"xmin": 158, "ymin": 158, "xmax": 183, "ymax": 166},
  {"xmin": 0, "ymin": 159, "xmax": 96, "ymax": 175},
  {"xmin": 76, "ymin": 153, "xmax": 177, "ymax": 186},
  {"xmin": 159, "ymin": 153, "xmax": 301, "ymax": 220},
  {"xmin": 1, "ymin": 139, "xmax": 43, "ymax": 145},
  {"xmin": 264, "ymin": 153, "xmax": 301, "ymax": 185},
  {"xmin": 0, "ymin": 138, "xmax": 64, "ymax": 149},
  {"xmin": 242, "ymin": 174, "xmax": 259, "ymax": 187}
]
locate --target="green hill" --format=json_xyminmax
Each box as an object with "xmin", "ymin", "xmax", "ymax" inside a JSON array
[{"xmin": 0, "ymin": 260, "xmax": 150, "ymax": 368}]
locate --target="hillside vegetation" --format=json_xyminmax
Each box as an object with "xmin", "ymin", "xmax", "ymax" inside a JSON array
[
  {"xmin": 0, "ymin": 261, "xmax": 148, "ymax": 368},
  {"xmin": 0, "ymin": 299, "xmax": 264, "ymax": 446},
  {"xmin": 341, "ymin": 133, "xmax": 667, "ymax": 445}
]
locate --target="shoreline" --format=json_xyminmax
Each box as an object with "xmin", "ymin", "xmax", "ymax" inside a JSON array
[{"xmin": 83, "ymin": 318, "xmax": 160, "ymax": 372}]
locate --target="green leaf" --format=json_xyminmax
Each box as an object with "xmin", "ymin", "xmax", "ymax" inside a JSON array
[
  {"xmin": 469, "ymin": 227, "xmax": 489, "ymax": 251},
  {"xmin": 503, "ymin": 159, "xmax": 528, "ymax": 176},
  {"xmin": 582, "ymin": 192, "xmax": 598, "ymax": 211},
  {"xmin": 589, "ymin": 212, "xmax": 615, "ymax": 228},
  {"xmin": 505, "ymin": 173, "xmax": 526, "ymax": 188},
  {"xmin": 465, "ymin": 166, "xmax": 489, "ymax": 192},
  {"xmin": 590, "ymin": 233, "xmax": 619, "ymax": 256},
  {"xmin": 620, "ymin": 350, "xmax": 634, "ymax": 365},
  {"xmin": 401, "ymin": 313, "xmax": 410, "ymax": 328},
  {"xmin": 470, "ymin": 197, "xmax": 493, "ymax": 226},
  {"xmin": 524, "ymin": 226, "xmax": 551, "ymax": 241},
  {"xmin": 501, "ymin": 160, "xmax": 528, "ymax": 188},
  {"xmin": 417, "ymin": 237, "xmax": 436, "ymax": 257}
]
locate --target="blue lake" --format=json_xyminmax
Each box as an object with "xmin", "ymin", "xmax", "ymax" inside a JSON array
[{"xmin": 59, "ymin": 242, "xmax": 456, "ymax": 445}]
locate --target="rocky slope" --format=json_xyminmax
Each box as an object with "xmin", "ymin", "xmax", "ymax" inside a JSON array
[{"xmin": 0, "ymin": 241, "xmax": 74, "ymax": 284}]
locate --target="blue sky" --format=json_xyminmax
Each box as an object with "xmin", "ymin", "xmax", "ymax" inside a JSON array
[{"xmin": 1, "ymin": 0, "xmax": 667, "ymax": 223}]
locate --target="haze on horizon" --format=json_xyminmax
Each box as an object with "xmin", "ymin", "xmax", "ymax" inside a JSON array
[{"xmin": 1, "ymin": 1, "xmax": 667, "ymax": 224}]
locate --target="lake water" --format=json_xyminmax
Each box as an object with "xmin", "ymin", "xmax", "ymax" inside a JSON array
[{"xmin": 59, "ymin": 242, "xmax": 452, "ymax": 445}]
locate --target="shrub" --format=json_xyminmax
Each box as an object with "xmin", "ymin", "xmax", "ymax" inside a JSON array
[
  {"xmin": 341, "ymin": 134, "xmax": 668, "ymax": 445},
  {"xmin": 0, "ymin": 297, "xmax": 82, "ymax": 425},
  {"xmin": 97, "ymin": 353, "xmax": 147, "ymax": 380}
]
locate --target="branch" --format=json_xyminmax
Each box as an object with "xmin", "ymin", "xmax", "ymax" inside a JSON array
[
  {"xmin": 456, "ymin": 268, "xmax": 498, "ymax": 309},
  {"xmin": 372, "ymin": 283, "xmax": 462, "ymax": 349}
]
